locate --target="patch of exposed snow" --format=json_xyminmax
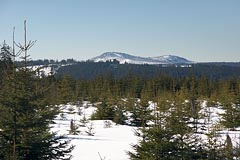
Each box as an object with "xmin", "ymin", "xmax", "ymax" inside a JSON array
[{"xmin": 51, "ymin": 103, "xmax": 137, "ymax": 160}]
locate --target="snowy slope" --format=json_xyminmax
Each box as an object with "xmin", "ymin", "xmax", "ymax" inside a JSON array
[
  {"xmin": 90, "ymin": 52, "xmax": 193, "ymax": 64},
  {"xmin": 29, "ymin": 63, "xmax": 73, "ymax": 77},
  {"xmin": 152, "ymin": 55, "xmax": 192, "ymax": 64},
  {"xmin": 51, "ymin": 101, "xmax": 240, "ymax": 159},
  {"xmin": 30, "ymin": 65, "xmax": 53, "ymax": 76}
]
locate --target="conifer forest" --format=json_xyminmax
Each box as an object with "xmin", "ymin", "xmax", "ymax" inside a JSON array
[{"xmin": 0, "ymin": 22, "xmax": 240, "ymax": 160}]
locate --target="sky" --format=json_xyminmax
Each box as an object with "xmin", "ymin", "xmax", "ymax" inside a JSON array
[{"xmin": 0, "ymin": 0, "xmax": 240, "ymax": 62}]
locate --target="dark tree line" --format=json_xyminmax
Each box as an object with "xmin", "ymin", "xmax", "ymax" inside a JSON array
[
  {"xmin": 50, "ymin": 72, "xmax": 239, "ymax": 104},
  {"xmin": 56, "ymin": 61, "xmax": 240, "ymax": 80}
]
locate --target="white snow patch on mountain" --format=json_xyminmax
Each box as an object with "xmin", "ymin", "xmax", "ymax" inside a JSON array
[{"xmin": 90, "ymin": 52, "xmax": 193, "ymax": 64}]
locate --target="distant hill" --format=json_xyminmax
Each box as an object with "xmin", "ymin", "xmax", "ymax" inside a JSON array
[{"xmin": 90, "ymin": 52, "xmax": 193, "ymax": 64}]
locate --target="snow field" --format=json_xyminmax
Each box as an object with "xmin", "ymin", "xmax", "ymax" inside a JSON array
[
  {"xmin": 51, "ymin": 101, "xmax": 240, "ymax": 159},
  {"xmin": 51, "ymin": 102, "xmax": 138, "ymax": 160}
]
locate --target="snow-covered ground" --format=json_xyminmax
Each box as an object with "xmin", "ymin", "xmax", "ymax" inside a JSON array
[
  {"xmin": 69, "ymin": 121, "xmax": 137, "ymax": 160},
  {"xmin": 51, "ymin": 101, "xmax": 240, "ymax": 159},
  {"xmin": 51, "ymin": 102, "xmax": 138, "ymax": 160},
  {"xmin": 198, "ymin": 101, "xmax": 240, "ymax": 148}
]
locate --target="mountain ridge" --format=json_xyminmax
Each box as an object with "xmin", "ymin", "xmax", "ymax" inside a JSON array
[{"xmin": 90, "ymin": 52, "xmax": 193, "ymax": 64}]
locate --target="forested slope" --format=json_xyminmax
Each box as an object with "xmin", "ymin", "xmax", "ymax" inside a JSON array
[{"xmin": 56, "ymin": 61, "xmax": 240, "ymax": 80}]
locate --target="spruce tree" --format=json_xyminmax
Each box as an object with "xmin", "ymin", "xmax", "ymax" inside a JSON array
[
  {"xmin": 129, "ymin": 86, "xmax": 153, "ymax": 127},
  {"xmin": 69, "ymin": 119, "xmax": 80, "ymax": 135},
  {"xmin": 220, "ymin": 81, "xmax": 240, "ymax": 130},
  {"xmin": 225, "ymin": 134, "xmax": 233, "ymax": 159},
  {"xmin": 128, "ymin": 96, "xmax": 207, "ymax": 160},
  {"xmin": 0, "ymin": 58, "xmax": 74, "ymax": 160},
  {"xmin": 0, "ymin": 22, "xmax": 73, "ymax": 159},
  {"xmin": 91, "ymin": 97, "xmax": 115, "ymax": 120},
  {"xmin": 58, "ymin": 75, "xmax": 76, "ymax": 104}
]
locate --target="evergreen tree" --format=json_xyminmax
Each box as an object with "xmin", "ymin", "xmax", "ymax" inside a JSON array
[
  {"xmin": 220, "ymin": 81, "xmax": 240, "ymax": 129},
  {"xmin": 225, "ymin": 134, "xmax": 233, "ymax": 159},
  {"xmin": 69, "ymin": 119, "xmax": 80, "ymax": 135},
  {"xmin": 91, "ymin": 98, "xmax": 115, "ymax": 120},
  {"xmin": 0, "ymin": 24, "xmax": 73, "ymax": 159},
  {"xmin": 112, "ymin": 100, "xmax": 127, "ymax": 125},
  {"xmin": 128, "ymin": 96, "xmax": 207, "ymax": 160},
  {"xmin": 129, "ymin": 86, "xmax": 153, "ymax": 127},
  {"xmin": 205, "ymin": 131, "xmax": 225, "ymax": 160},
  {"xmin": 58, "ymin": 75, "xmax": 76, "ymax": 104},
  {"xmin": 0, "ymin": 63, "xmax": 74, "ymax": 159}
]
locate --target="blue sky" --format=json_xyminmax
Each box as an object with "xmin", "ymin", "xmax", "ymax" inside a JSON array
[{"xmin": 0, "ymin": 0, "xmax": 240, "ymax": 62}]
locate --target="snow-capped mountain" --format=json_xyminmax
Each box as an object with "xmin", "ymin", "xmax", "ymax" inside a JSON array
[{"xmin": 90, "ymin": 52, "xmax": 192, "ymax": 64}]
